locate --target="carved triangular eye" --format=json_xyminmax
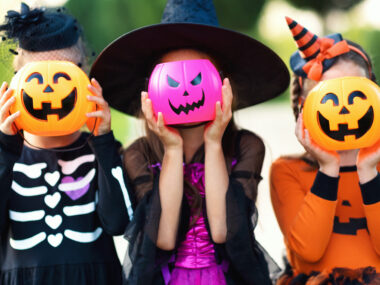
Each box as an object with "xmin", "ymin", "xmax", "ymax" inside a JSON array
[
  {"xmin": 190, "ymin": 72, "xmax": 202, "ymax": 86},
  {"xmin": 167, "ymin": 75, "xmax": 180, "ymax": 87}
]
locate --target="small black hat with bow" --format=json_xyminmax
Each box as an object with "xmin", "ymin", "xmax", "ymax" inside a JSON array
[{"xmin": 0, "ymin": 3, "xmax": 80, "ymax": 52}]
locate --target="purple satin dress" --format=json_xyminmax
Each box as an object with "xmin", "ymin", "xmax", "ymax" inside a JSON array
[{"xmin": 169, "ymin": 163, "xmax": 227, "ymax": 285}]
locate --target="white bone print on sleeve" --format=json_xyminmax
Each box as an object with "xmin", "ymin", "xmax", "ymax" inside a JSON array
[{"xmin": 111, "ymin": 166, "xmax": 133, "ymax": 219}]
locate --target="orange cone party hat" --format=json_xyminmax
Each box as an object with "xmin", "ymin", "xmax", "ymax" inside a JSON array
[
  {"xmin": 286, "ymin": 17, "xmax": 359, "ymax": 81},
  {"xmin": 285, "ymin": 16, "xmax": 320, "ymax": 61}
]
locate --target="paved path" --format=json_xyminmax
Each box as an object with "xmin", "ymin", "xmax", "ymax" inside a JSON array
[
  {"xmin": 235, "ymin": 103, "xmax": 304, "ymax": 267},
  {"xmin": 114, "ymin": 102, "xmax": 304, "ymax": 268}
]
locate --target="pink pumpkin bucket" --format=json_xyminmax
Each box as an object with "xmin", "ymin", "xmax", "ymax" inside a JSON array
[{"xmin": 148, "ymin": 59, "xmax": 222, "ymax": 125}]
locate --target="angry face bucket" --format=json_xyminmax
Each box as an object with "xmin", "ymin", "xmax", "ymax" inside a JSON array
[{"xmin": 148, "ymin": 59, "xmax": 222, "ymax": 125}]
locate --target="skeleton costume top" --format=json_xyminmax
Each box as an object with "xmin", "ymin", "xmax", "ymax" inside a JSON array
[
  {"xmin": 0, "ymin": 4, "xmax": 133, "ymax": 284},
  {"xmin": 0, "ymin": 131, "xmax": 133, "ymax": 284}
]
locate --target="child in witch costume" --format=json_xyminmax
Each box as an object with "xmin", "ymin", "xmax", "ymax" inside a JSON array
[
  {"xmin": 270, "ymin": 17, "xmax": 380, "ymax": 284},
  {"xmin": 91, "ymin": 0, "xmax": 289, "ymax": 284},
  {"xmin": 0, "ymin": 4, "xmax": 133, "ymax": 284}
]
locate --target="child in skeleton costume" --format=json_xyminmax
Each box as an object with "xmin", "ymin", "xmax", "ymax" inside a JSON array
[
  {"xmin": 91, "ymin": 0, "xmax": 289, "ymax": 284},
  {"xmin": 270, "ymin": 18, "xmax": 380, "ymax": 284},
  {"xmin": 0, "ymin": 4, "xmax": 133, "ymax": 284}
]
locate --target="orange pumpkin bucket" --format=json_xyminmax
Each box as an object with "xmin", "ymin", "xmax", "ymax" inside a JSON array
[
  {"xmin": 10, "ymin": 61, "xmax": 96, "ymax": 136},
  {"xmin": 303, "ymin": 76, "xmax": 380, "ymax": 150}
]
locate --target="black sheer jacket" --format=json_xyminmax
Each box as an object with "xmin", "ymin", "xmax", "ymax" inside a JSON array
[{"xmin": 123, "ymin": 130, "xmax": 273, "ymax": 285}]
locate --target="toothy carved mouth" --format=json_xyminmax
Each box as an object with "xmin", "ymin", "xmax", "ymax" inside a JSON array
[
  {"xmin": 22, "ymin": 88, "xmax": 77, "ymax": 121},
  {"xmin": 168, "ymin": 90, "xmax": 205, "ymax": 115},
  {"xmin": 318, "ymin": 106, "xmax": 374, "ymax": 141}
]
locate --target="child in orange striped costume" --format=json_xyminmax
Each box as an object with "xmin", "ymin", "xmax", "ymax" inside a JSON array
[{"xmin": 271, "ymin": 17, "xmax": 380, "ymax": 285}]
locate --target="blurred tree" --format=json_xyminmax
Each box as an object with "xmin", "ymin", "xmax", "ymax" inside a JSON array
[
  {"xmin": 345, "ymin": 28, "xmax": 380, "ymax": 85},
  {"xmin": 214, "ymin": 0, "xmax": 266, "ymax": 30},
  {"xmin": 65, "ymin": 0, "xmax": 267, "ymax": 53},
  {"xmin": 65, "ymin": 0, "xmax": 166, "ymax": 53},
  {"xmin": 284, "ymin": 0, "xmax": 363, "ymax": 15}
]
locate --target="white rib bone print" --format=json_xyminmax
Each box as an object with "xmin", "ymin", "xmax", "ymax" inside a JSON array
[{"xmin": 10, "ymin": 158, "xmax": 102, "ymax": 250}]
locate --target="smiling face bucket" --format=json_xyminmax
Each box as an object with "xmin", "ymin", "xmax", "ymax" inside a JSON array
[{"xmin": 303, "ymin": 76, "xmax": 380, "ymax": 150}]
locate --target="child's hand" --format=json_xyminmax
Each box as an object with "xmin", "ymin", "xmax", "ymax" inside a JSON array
[
  {"xmin": 141, "ymin": 91, "xmax": 182, "ymax": 150},
  {"xmin": 0, "ymin": 82, "xmax": 19, "ymax": 135},
  {"xmin": 204, "ymin": 78, "xmax": 233, "ymax": 145},
  {"xmin": 357, "ymin": 140, "xmax": 380, "ymax": 183},
  {"xmin": 86, "ymin": 79, "xmax": 111, "ymax": 136},
  {"xmin": 295, "ymin": 114, "xmax": 340, "ymax": 177}
]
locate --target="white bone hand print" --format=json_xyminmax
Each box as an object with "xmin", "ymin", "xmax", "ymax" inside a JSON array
[
  {"xmin": 13, "ymin": 162, "xmax": 47, "ymax": 179},
  {"xmin": 45, "ymin": 215, "xmax": 62, "ymax": 229},
  {"xmin": 44, "ymin": 192, "xmax": 61, "ymax": 209},
  {"xmin": 47, "ymin": 233, "xmax": 63, "ymax": 247},
  {"xmin": 44, "ymin": 171, "xmax": 60, "ymax": 186}
]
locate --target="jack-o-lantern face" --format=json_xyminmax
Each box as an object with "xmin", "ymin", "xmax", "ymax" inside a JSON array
[
  {"xmin": 10, "ymin": 61, "xmax": 96, "ymax": 136},
  {"xmin": 333, "ymin": 199, "xmax": 367, "ymax": 236},
  {"xmin": 303, "ymin": 76, "xmax": 380, "ymax": 150},
  {"xmin": 148, "ymin": 59, "xmax": 222, "ymax": 125}
]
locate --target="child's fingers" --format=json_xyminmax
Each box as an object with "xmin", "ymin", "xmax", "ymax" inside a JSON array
[
  {"xmin": 157, "ymin": 112, "xmax": 165, "ymax": 132},
  {"xmin": 86, "ymin": 110, "xmax": 106, "ymax": 119},
  {"xmin": 215, "ymin": 101, "xmax": 223, "ymax": 122},
  {"xmin": 0, "ymin": 89, "xmax": 13, "ymax": 108},
  {"xmin": 141, "ymin": 94, "xmax": 155, "ymax": 130},
  {"xmin": 303, "ymin": 129, "xmax": 311, "ymax": 147},
  {"xmin": 223, "ymin": 103, "xmax": 232, "ymax": 122},
  {"xmin": 143, "ymin": 104, "xmax": 157, "ymax": 132},
  {"xmin": 0, "ymin": 96, "xmax": 15, "ymax": 122},
  {"xmin": 141, "ymin": 91, "xmax": 148, "ymax": 100},
  {"xmin": 87, "ymin": 95, "xmax": 108, "ymax": 109},
  {"xmin": 146, "ymin": 120, "xmax": 156, "ymax": 132},
  {"xmin": 141, "ymin": 92, "xmax": 149, "ymax": 116},
  {"xmin": 91, "ymin": 78, "xmax": 102, "ymax": 91},
  {"xmin": 295, "ymin": 115, "xmax": 303, "ymax": 141},
  {"xmin": 144, "ymin": 98, "xmax": 155, "ymax": 122},
  {"xmin": 358, "ymin": 139, "xmax": 380, "ymax": 163},
  {"xmin": 0, "ymin": 82, "xmax": 8, "ymax": 97},
  {"xmin": 3, "ymin": 111, "xmax": 19, "ymax": 127},
  {"xmin": 304, "ymin": 129, "xmax": 321, "ymax": 153},
  {"xmin": 87, "ymin": 83, "xmax": 102, "ymax": 98},
  {"xmin": 222, "ymin": 78, "xmax": 232, "ymax": 112}
]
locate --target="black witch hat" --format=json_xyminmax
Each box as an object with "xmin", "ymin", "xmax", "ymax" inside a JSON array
[{"xmin": 90, "ymin": 0, "xmax": 290, "ymax": 116}]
